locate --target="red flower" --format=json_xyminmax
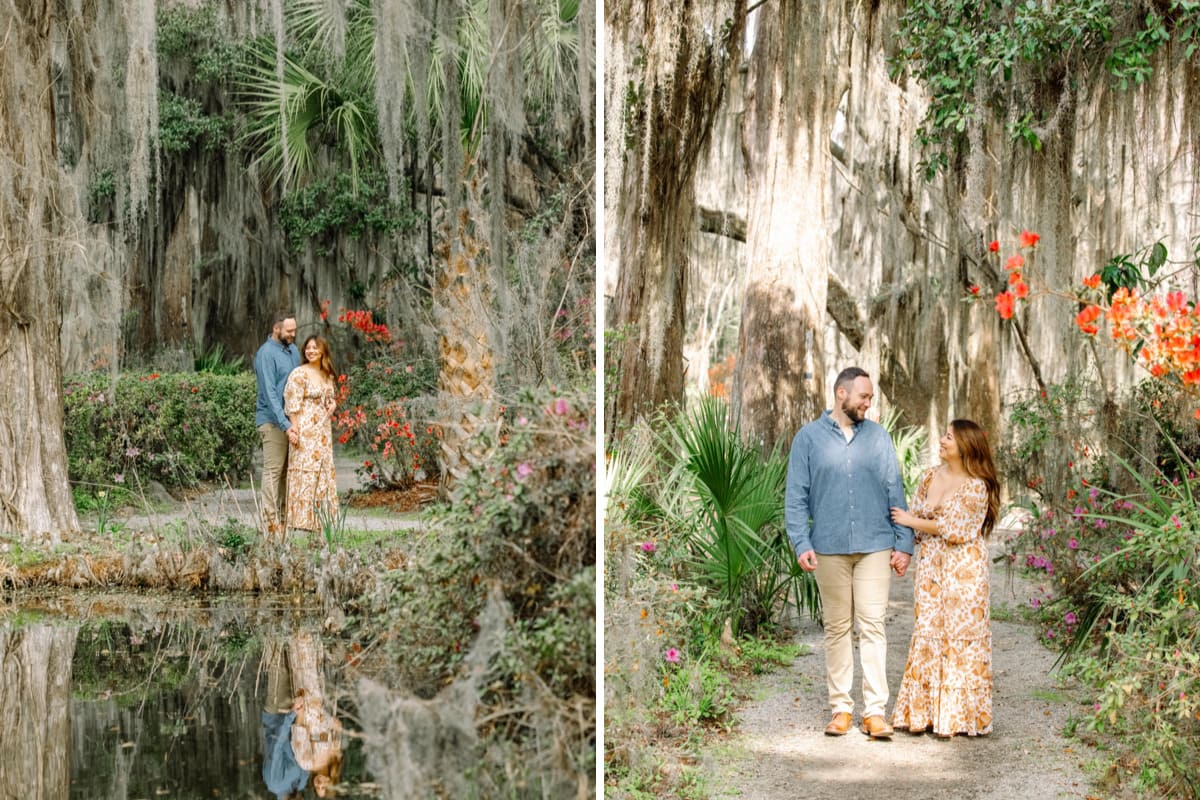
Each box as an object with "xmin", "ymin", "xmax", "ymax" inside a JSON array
[
  {"xmin": 1082, "ymin": 274, "xmax": 1102, "ymax": 289},
  {"xmin": 988, "ymin": 240, "xmax": 1000, "ymax": 253},
  {"xmin": 968, "ymin": 284, "xmax": 981, "ymax": 296},
  {"xmin": 1075, "ymin": 305, "xmax": 1102, "ymax": 335},
  {"xmin": 995, "ymin": 291, "xmax": 1016, "ymax": 320},
  {"xmin": 1014, "ymin": 281, "xmax": 1030, "ymax": 299},
  {"xmin": 1018, "ymin": 230, "xmax": 1041, "ymax": 248},
  {"xmin": 1004, "ymin": 254, "xmax": 1025, "ymax": 272}
]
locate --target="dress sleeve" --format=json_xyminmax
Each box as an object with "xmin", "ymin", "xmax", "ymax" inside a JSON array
[
  {"xmin": 284, "ymin": 371, "xmax": 304, "ymax": 418},
  {"xmin": 935, "ymin": 478, "xmax": 987, "ymax": 544}
]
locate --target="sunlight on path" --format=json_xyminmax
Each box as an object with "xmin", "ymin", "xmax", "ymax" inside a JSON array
[{"xmin": 706, "ymin": 530, "xmax": 1092, "ymax": 800}]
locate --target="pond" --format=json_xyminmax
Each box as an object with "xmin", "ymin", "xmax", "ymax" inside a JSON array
[{"xmin": 1, "ymin": 593, "xmax": 379, "ymax": 799}]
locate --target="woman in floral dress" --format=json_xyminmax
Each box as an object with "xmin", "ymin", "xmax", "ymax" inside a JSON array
[
  {"xmin": 284, "ymin": 336, "xmax": 339, "ymax": 534},
  {"xmin": 889, "ymin": 418, "xmax": 999, "ymax": 737}
]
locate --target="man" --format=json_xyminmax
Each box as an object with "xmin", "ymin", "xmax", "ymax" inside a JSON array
[
  {"xmin": 254, "ymin": 312, "xmax": 300, "ymax": 540},
  {"xmin": 786, "ymin": 366, "xmax": 914, "ymax": 739}
]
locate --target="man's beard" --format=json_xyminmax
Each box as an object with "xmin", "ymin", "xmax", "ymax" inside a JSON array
[{"xmin": 842, "ymin": 401, "xmax": 864, "ymax": 423}]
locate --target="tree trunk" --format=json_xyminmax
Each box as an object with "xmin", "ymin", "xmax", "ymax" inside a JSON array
[
  {"xmin": 0, "ymin": 625, "xmax": 78, "ymax": 799},
  {"xmin": 604, "ymin": 0, "xmax": 745, "ymax": 438},
  {"xmin": 0, "ymin": 1, "xmax": 81, "ymax": 542},
  {"xmin": 434, "ymin": 168, "xmax": 500, "ymax": 484},
  {"xmin": 733, "ymin": 0, "xmax": 855, "ymax": 450}
]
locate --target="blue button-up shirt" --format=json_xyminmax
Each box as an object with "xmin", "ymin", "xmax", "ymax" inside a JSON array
[
  {"xmin": 254, "ymin": 337, "xmax": 300, "ymax": 430},
  {"xmin": 262, "ymin": 710, "xmax": 308, "ymax": 798},
  {"xmin": 785, "ymin": 411, "xmax": 914, "ymax": 556}
]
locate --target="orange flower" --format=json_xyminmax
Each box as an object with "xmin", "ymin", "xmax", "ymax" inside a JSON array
[
  {"xmin": 1082, "ymin": 274, "xmax": 1101, "ymax": 289},
  {"xmin": 1004, "ymin": 254, "xmax": 1025, "ymax": 272},
  {"xmin": 1018, "ymin": 230, "xmax": 1041, "ymax": 248},
  {"xmin": 995, "ymin": 291, "xmax": 1016, "ymax": 320},
  {"xmin": 1075, "ymin": 305, "xmax": 1102, "ymax": 336},
  {"xmin": 1014, "ymin": 281, "xmax": 1030, "ymax": 299}
]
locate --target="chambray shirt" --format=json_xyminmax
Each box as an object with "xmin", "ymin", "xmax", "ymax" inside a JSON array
[
  {"xmin": 785, "ymin": 411, "xmax": 914, "ymax": 557},
  {"xmin": 254, "ymin": 337, "xmax": 300, "ymax": 430},
  {"xmin": 262, "ymin": 710, "xmax": 308, "ymax": 798}
]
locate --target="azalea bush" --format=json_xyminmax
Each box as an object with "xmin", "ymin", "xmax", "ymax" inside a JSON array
[
  {"xmin": 63, "ymin": 371, "xmax": 257, "ymax": 494},
  {"xmin": 322, "ymin": 303, "xmax": 442, "ymax": 489},
  {"xmin": 985, "ymin": 227, "xmax": 1200, "ymax": 796}
]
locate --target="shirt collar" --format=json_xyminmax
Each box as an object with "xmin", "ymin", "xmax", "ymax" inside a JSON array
[{"xmin": 821, "ymin": 410, "xmax": 862, "ymax": 431}]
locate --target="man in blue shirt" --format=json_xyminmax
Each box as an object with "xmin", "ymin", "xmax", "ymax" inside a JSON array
[
  {"xmin": 786, "ymin": 366, "xmax": 914, "ymax": 739},
  {"xmin": 254, "ymin": 312, "xmax": 300, "ymax": 540}
]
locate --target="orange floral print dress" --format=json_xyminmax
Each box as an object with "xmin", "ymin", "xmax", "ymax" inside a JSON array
[
  {"xmin": 891, "ymin": 467, "xmax": 993, "ymax": 736},
  {"xmin": 283, "ymin": 368, "xmax": 339, "ymax": 532}
]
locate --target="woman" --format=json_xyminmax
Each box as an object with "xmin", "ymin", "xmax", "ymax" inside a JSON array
[
  {"xmin": 284, "ymin": 335, "xmax": 339, "ymax": 534},
  {"xmin": 889, "ymin": 418, "xmax": 999, "ymax": 737}
]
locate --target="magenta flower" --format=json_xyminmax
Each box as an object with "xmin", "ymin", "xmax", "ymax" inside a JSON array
[
  {"xmin": 1068, "ymin": 537, "xmax": 1079, "ymax": 550},
  {"xmin": 665, "ymin": 648, "xmax": 681, "ymax": 663},
  {"xmin": 641, "ymin": 541, "xmax": 657, "ymax": 553},
  {"xmin": 1064, "ymin": 611, "xmax": 1078, "ymax": 626},
  {"xmin": 1030, "ymin": 597, "xmax": 1042, "ymax": 609}
]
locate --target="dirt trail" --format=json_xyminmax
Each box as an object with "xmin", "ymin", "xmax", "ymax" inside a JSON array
[{"xmin": 703, "ymin": 533, "xmax": 1095, "ymax": 800}]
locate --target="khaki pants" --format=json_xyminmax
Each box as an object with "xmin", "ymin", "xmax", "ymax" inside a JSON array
[
  {"xmin": 814, "ymin": 549, "xmax": 893, "ymax": 718},
  {"xmin": 259, "ymin": 423, "xmax": 289, "ymax": 538}
]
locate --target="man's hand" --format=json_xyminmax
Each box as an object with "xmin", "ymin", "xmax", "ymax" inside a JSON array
[
  {"xmin": 796, "ymin": 550, "xmax": 818, "ymax": 572},
  {"xmin": 287, "ymin": 427, "xmax": 300, "ymax": 445},
  {"xmin": 890, "ymin": 550, "xmax": 911, "ymax": 577}
]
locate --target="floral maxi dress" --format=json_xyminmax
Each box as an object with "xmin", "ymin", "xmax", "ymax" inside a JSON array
[
  {"xmin": 891, "ymin": 467, "xmax": 993, "ymax": 736},
  {"xmin": 284, "ymin": 368, "xmax": 339, "ymax": 532}
]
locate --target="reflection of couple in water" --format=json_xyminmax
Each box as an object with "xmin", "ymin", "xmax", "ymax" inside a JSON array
[{"xmin": 262, "ymin": 631, "xmax": 344, "ymax": 798}]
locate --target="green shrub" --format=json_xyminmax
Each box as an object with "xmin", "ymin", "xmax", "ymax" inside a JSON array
[{"xmin": 64, "ymin": 371, "xmax": 258, "ymax": 492}]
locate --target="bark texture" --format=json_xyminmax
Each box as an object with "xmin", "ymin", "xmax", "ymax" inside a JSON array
[
  {"xmin": 734, "ymin": 0, "xmax": 856, "ymax": 449},
  {"xmin": 0, "ymin": 625, "xmax": 78, "ymax": 799},
  {"xmin": 604, "ymin": 0, "xmax": 746, "ymax": 437},
  {"xmin": 0, "ymin": 0, "xmax": 82, "ymax": 541}
]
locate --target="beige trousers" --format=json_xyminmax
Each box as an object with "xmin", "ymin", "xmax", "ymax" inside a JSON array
[
  {"xmin": 814, "ymin": 549, "xmax": 893, "ymax": 718},
  {"xmin": 259, "ymin": 423, "xmax": 289, "ymax": 538}
]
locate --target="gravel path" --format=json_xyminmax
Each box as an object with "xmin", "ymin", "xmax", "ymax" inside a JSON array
[
  {"xmin": 703, "ymin": 535, "xmax": 1095, "ymax": 799},
  {"xmin": 106, "ymin": 453, "xmax": 423, "ymax": 535}
]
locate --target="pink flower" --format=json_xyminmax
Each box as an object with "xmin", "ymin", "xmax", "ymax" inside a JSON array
[
  {"xmin": 554, "ymin": 398, "xmax": 570, "ymax": 415},
  {"xmin": 665, "ymin": 648, "xmax": 681, "ymax": 663},
  {"xmin": 1064, "ymin": 611, "xmax": 1078, "ymax": 626},
  {"xmin": 641, "ymin": 541, "xmax": 656, "ymax": 553},
  {"xmin": 670, "ymin": 583, "xmax": 679, "ymax": 591},
  {"xmin": 1068, "ymin": 537, "xmax": 1079, "ymax": 549},
  {"xmin": 516, "ymin": 462, "xmax": 533, "ymax": 480}
]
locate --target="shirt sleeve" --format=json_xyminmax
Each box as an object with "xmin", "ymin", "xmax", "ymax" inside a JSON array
[
  {"xmin": 785, "ymin": 430, "xmax": 813, "ymax": 555},
  {"xmin": 935, "ymin": 478, "xmax": 988, "ymax": 544},
  {"xmin": 881, "ymin": 432, "xmax": 915, "ymax": 555}
]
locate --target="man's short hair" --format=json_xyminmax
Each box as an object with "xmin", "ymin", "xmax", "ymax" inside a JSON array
[
  {"xmin": 834, "ymin": 366, "xmax": 870, "ymax": 394},
  {"xmin": 271, "ymin": 311, "xmax": 295, "ymax": 328}
]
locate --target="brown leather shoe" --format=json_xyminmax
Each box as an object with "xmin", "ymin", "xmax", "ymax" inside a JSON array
[
  {"xmin": 860, "ymin": 715, "xmax": 894, "ymax": 738},
  {"xmin": 824, "ymin": 712, "xmax": 852, "ymax": 736}
]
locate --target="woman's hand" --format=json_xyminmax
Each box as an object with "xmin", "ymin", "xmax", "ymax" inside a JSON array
[{"xmin": 891, "ymin": 507, "xmax": 917, "ymax": 528}]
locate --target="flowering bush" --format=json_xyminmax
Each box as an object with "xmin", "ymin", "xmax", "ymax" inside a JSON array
[
  {"xmin": 322, "ymin": 303, "xmax": 441, "ymax": 488},
  {"xmin": 63, "ymin": 371, "xmax": 257, "ymax": 493}
]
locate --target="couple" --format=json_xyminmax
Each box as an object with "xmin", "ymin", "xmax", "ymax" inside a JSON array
[
  {"xmin": 787, "ymin": 367, "xmax": 999, "ymax": 739},
  {"xmin": 262, "ymin": 631, "xmax": 345, "ymax": 798},
  {"xmin": 254, "ymin": 313, "xmax": 341, "ymax": 541}
]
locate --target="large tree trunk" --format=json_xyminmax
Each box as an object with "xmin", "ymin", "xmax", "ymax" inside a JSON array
[
  {"xmin": 604, "ymin": 0, "xmax": 745, "ymax": 438},
  {"xmin": 733, "ymin": 1, "xmax": 855, "ymax": 449},
  {"xmin": 0, "ymin": 625, "xmax": 78, "ymax": 799},
  {"xmin": 0, "ymin": 1, "xmax": 81, "ymax": 542}
]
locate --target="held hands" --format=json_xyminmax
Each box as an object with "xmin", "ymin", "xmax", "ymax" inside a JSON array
[
  {"xmin": 890, "ymin": 550, "xmax": 910, "ymax": 577},
  {"xmin": 287, "ymin": 427, "xmax": 300, "ymax": 446}
]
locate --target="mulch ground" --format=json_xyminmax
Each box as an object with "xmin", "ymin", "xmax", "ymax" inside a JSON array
[{"xmin": 343, "ymin": 481, "xmax": 441, "ymax": 513}]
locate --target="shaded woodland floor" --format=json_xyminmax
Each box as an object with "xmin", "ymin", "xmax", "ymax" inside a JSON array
[{"xmin": 701, "ymin": 531, "xmax": 1100, "ymax": 799}]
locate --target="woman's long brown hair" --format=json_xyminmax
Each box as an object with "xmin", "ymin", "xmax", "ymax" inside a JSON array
[
  {"xmin": 950, "ymin": 418, "xmax": 1000, "ymax": 537},
  {"xmin": 301, "ymin": 335, "xmax": 336, "ymax": 380}
]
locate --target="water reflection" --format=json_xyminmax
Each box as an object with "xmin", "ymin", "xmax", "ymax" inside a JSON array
[{"xmin": 0, "ymin": 597, "xmax": 374, "ymax": 799}]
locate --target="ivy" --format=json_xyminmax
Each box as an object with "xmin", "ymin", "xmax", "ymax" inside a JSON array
[
  {"xmin": 891, "ymin": 0, "xmax": 1200, "ymax": 179},
  {"xmin": 158, "ymin": 91, "xmax": 232, "ymax": 154}
]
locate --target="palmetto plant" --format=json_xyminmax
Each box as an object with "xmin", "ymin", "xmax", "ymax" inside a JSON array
[
  {"xmin": 237, "ymin": 0, "xmax": 583, "ymax": 193},
  {"xmin": 880, "ymin": 406, "xmax": 929, "ymax": 498},
  {"xmin": 669, "ymin": 397, "xmax": 819, "ymax": 636}
]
